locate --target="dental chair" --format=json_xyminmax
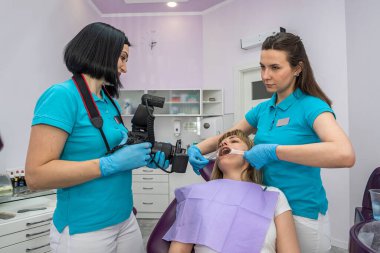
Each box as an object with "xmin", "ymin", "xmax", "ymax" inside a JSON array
[
  {"xmin": 349, "ymin": 167, "xmax": 380, "ymax": 253},
  {"xmin": 146, "ymin": 162, "xmax": 214, "ymax": 253},
  {"xmin": 354, "ymin": 167, "xmax": 380, "ymax": 223}
]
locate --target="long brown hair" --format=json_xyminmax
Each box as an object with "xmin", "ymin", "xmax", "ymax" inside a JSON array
[
  {"xmin": 210, "ymin": 129, "xmax": 262, "ymax": 184},
  {"xmin": 262, "ymin": 32, "xmax": 332, "ymax": 107}
]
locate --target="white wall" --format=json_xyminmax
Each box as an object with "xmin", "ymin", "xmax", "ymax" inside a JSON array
[
  {"xmin": 0, "ymin": 0, "xmax": 98, "ymax": 172},
  {"xmin": 2, "ymin": 0, "xmax": 379, "ymax": 249},
  {"xmin": 203, "ymin": 0, "xmax": 351, "ymax": 248},
  {"xmin": 103, "ymin": 15, "xmax": 204, "ymax": 90},
  {"xmin": 345, "ymin": 0, "xmax": 380, "ymax": 227}
]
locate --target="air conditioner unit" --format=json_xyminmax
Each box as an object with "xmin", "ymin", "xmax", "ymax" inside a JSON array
[{"xmin": 240, "ymin": 27, "xmax": 286, "ymax": 50}]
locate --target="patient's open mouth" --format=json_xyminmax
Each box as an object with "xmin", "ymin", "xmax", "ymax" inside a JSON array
[{"xmin": 219, "ymin": 147, "xmax": 232, "ymax": 156}]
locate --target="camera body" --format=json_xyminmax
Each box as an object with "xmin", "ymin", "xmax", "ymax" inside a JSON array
[{"xmin": 126, "ymin": 94, "xmax": 188, "ymax": 173}]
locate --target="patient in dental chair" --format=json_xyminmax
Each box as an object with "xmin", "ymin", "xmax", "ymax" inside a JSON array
[{"xmin": 163, "ymin": 130, "xmax": 300, "ymax": 253}]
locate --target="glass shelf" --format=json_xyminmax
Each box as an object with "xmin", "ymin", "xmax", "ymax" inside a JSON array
[
  {"xmin": 117, "ymin": 89, "xmax": 223, "ymax": 116},
  {"xmin": 0, "ymin": 187, "xmax": 56, "ymax": 205},
  {"xmin": 165, "ymin": 102, "xmax": 199, "ymax": 104}
]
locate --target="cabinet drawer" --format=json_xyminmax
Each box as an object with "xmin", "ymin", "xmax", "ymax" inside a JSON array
[
  {"xmin": 133, "ymin": 182, "xmax": 168, "ymax": 194},
  {"xmin": 133, "ymin": 167, "xmax": 167, "ymax": 175},
  {"xmin": 0, "ymin": 234, "xmax": 50, "ymax": 253},
  {"xmin": 0, "ymin": 212, "xmax": 53, "ymax": 237},
  {"xmin": 0, "ymin": 223, "xmax": 50, "ymax": 249},
  {"xmin": 133, "ymin": 175, "xmax": 168, "ymax": 183},
  {"xmin": 134, "ymin": 195, "xmax": 169, "ymax": 213}
]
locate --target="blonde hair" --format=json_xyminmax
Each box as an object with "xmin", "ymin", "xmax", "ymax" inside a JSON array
[{"xmin": 210, "ymin": 129, "xmax": 263, "ymax": 184}]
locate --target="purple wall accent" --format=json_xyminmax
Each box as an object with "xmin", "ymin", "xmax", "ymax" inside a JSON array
[
  {"xmin": 92, "ymin": 0, "xmax": 225, "ymax": 14},
  {"xmin": 103, "ymin": 15, "xmax": 203, "ymax": 90}
]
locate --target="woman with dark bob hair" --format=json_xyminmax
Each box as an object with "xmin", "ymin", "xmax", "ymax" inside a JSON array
[
  {"xmin": 25, "ymin": 22, "xmax": 168, "ymax": 253},
  {"xmin": 188, "ymin": 32, "xmax": 355, "ymax": 252}
]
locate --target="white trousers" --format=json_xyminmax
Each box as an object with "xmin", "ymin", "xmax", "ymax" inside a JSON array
[
  {"xmin": 50, "ymin": 213, "xmax": 145, "ymax": 253},
  {"xmin": 293, "ymin": 213, "xmax": 331, "ymax": 253}
]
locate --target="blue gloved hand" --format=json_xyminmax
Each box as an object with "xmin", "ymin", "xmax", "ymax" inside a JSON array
[
  {"xmin": 147, "ymin": 151, "xmax": 170, "ymax": 169},
  {"xmin": 188, "ymin": 145, "xmax": 209, "ymax": 175},
  {"xmin": 99, "ymin": 137, "xmax": 152, "ymax": 177},
  {"xmin": 243, "ymin": 144, "xmax": 279, "ymax": 170}
]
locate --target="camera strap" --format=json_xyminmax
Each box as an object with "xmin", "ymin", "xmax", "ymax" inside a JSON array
[{"xmin": 72, "ymin": 74, "xmax": 124, "ymax": 154}]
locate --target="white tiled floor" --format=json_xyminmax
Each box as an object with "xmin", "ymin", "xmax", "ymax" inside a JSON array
[
  {"xmin": 331, "ymin": 246, "xmax": 349, "ymax": 253},
  {"xmin": 138, "ymin": 219, "xmax": 349, "ymax": 253},
  {"xmin": 138, "ymin": 218, "xmax": 159, "ymax": 247}
]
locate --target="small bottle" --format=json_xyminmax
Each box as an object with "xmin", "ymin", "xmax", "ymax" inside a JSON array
[
  {"xmin": 22, "ymin": 170, "xmax": 27, "ymax": 187},
  {"xmin": 9, "ymin": 172, "xmax": 16, "ymax": 188},
  {"xmin": 19, "ymin": 170, "xmax": 25, "ymax": 187},
  {"xmin": 123, "ymin": 99, "xmax": 132, "ymax": 115},
  {"xmin": 14, "ymin": 170, "xmax": 19, "ymax": 188}
]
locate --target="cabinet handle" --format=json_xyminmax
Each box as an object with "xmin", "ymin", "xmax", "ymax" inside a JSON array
[
  {"xmin": 142, "ymin": 177, "xmax": 153, "ymax": 180},
  {"xmin": 26, "ymin": 229, "xmax": 50, "ymax": 238},
  {"xmin": 26, "ymin": 243, "xmax": 50, "ymax": 252},
  {"xmin": 26, "ymin": 218, "xmax": 52, "ymax": 226},
  {"xmin": 142, "ymin": 187, "xmax": 154, "ymax": 190},
  {"xmin": 142, "ymin": 202, "xmax": 154, "ymax": 205},
  {"xmin": 142, "ymin": 169, "xmax": 153, "ymax": 173}
]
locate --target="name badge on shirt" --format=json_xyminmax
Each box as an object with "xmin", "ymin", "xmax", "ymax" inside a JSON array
[{"xmin": 276, "ymin": 117, "xmax": 290, "ymax": 127}]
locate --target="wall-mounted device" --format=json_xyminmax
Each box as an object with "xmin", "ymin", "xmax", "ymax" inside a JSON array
[
  {"xmin": 174, "ymin": 120, "xmax": 181, "ymax": 137},
  {"xmin": 200, "ymin": 116, "xmax": 223, "ymax": 140},
  {"xmin": 240, "ymin": 27, "xmax": 286, "ymax": 50}
]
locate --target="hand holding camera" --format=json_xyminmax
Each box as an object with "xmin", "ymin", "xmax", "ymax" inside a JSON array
[
  {"xmin": 99, "ymin": 141, "xmax": 152, "ymax": 177},
  {"xmin": 147, "ymin": 151, "xmax": 170, "ymax": 169}
]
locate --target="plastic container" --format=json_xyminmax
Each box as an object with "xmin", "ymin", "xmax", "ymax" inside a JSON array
[{"xmin": 0, "ymin": 174, "xmax": 13, "ymax": 197}]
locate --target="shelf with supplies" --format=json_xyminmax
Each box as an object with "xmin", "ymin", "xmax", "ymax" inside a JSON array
[
  {"xmin": 0, "ymin": 187, "xmax": 56, "ymax": 253},
  {"xmin": 118, "ymin": 89, "xmax": 223, "ymax": 117}
]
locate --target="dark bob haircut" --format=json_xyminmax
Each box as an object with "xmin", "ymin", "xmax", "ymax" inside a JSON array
[{"xmin": 64, "ymin": 22, "xmax": 131, "ymax": 98}]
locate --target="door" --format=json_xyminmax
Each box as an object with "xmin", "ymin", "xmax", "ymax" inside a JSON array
[{"xmin": 235, "ymin": 66, "xmax": 272, "ymax": 122}]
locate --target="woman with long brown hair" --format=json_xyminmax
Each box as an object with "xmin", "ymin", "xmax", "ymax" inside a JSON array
[{"xmin": 188, "ymin": 32, "xmax": 355, "ymax": 252}]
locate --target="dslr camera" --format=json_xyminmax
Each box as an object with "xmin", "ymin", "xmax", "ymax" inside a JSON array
[{"xmin": 126, "ymin": 94, "xmax": 188, "ymax": 173}]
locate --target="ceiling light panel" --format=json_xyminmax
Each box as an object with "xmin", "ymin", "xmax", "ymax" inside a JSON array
[{"xmin": 124, "ymin": 0, "xmax": 188, "ymax": 3}]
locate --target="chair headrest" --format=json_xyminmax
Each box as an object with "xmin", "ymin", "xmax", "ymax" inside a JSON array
[
  {"xmin": 200, "ymin": 161, "xmax": 214, "ymax": 182},
  {"xmin": 362, "ymin": 167, "xmax": 380, "ymax": 209}
]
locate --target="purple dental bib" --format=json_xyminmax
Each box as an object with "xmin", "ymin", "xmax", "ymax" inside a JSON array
[{"xmin": 163, "ymin": 179, "xmax": 279, "ymax": 253}]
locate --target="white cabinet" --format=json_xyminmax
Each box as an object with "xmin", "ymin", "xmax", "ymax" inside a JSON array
[
  {"xmin": 121, "ymin": 89, "xmax": 225, "ymax": 217},
  {"xmin": 118, "ymin": 89, "xmax": 223, "ymax": 117},
  {"xmin": 132, "ymin": 167, "xmax": 169, "ymax": 218},
  {"xmin": 0, "ymin": 190, "xmax": 56, "ymax": 253},
  {"xmin": 202, "ymin": 89, "xmax": 223, "ymax": 116}
]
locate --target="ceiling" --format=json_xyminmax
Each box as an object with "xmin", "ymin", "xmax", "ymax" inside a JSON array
[{"xmin": 90, "ymin": 0, "xmax": 227, "ymax": 15}]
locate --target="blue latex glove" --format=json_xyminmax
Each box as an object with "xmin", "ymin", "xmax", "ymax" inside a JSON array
[
  {"xmin": 147, "ymin": 151, "xmax": 170, "ymax": 169},
  {"xmin": 188, "ymin": 145, "xmax": 209, "ymax": 175},
  {"xmin": 243, "ymin": 144, "xmax": 279, "ymax": 170},
  {"xmin": 99, "ymin": 139, "xmax": 152, "ymax": 177}
]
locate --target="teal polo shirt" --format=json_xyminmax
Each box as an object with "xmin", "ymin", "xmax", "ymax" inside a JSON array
[
  {"xmin": 32, "ymin": 79, "xmax": 132, "ymax": 235},
  {"xmin": 245, "ymin": 88, "xmax": 334, "ymax": 219}
]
